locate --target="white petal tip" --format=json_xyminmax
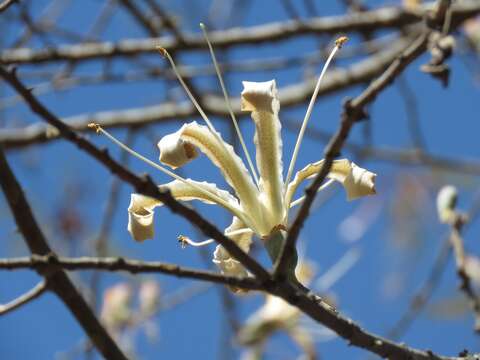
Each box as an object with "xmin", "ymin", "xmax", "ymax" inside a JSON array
[
  {"xmin": 128, "ymin": 194, "xmax": 158, "ymax": 242},
  {"xmin": 241, "ymin": 80, "xmax": 278, "ymax": 113},
  {"xmin": 345, "ymin": 166, "xmax": 377, "ymax": 201},
  {"xmin": 128, "ymin": 211, "xmax": 155, "ymax": 241},
  {"xmin": 158, "ymin": 127, "xmax": 198, "ymax": 169}
]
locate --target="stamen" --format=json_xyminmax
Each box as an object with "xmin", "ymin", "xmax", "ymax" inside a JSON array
[
  {"xmin": 289, "ymin": 179, "xmax": 335, "ymax": 208},
  {"xmin": 199, "ymin": 23, "xmax": 260, "ymax": 186},
  {"xmin": 88, "ymin": 123, "xmax": 253, "ymax": 229},
  {"xmin": 284, "ymin": 37, "xmax": 348, "ymax": 193},
  {"xmin": 157, "ymin": 47, "xmax": 236, "ymax": 153},
  {"xmin": 178, "ymin": 235, "xmax": 214, "ymax": 248},
  {"xmin": 157, "ymin": 46, "xmax": 257, "ymax": 193},
  {"xmin": 157, "ymin": 47, "xmax": 217, "ymax": 133},
  {"xmin": 178, "ymin": 227, "xmax": 253, "ymax": 249}
]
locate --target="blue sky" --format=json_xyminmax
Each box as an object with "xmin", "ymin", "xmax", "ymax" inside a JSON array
[{"xmin": 1, "ymin": 0, "xmax": 480, "ymax": 359}]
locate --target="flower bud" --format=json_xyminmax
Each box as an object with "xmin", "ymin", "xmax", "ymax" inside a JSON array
[{"xmin": 436, "ymin": 185, "xmax": 458, "ymax": 223}]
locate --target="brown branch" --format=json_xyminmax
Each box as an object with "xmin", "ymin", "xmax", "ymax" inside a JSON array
[
  {"xmin": 381, "ymin": 193, "xmax": 480, "ymax": 343},
  {"xmin": 2, "ymin": 1, "xmax": 479, "ymax": 65},
  {"xmin": 0, "ymin": 0, "xmax": 17, "ymax": 13},
  {"xmin": 0, "ymin": 280, "xmax": 47, "ymax": 316},
  {"xmin": 275, "ymin": 31, "xmax": 430, "ymax": 276},
  {"xmin": 118, "ymin": 0, "xmax": 159, "ymax": 36},
  {"xmin": 0, "ymin": 148, "xmax": 129, "ymax": 360},
  {"xmin": 0, "ymin": 253, "xmax": 474, "ymax": 358},
  {"xmin": 143, "ymin": 0, "xmax": 185, "ymax": 42},
  {"xmin": 448, "ymin": 215, "xmax": 480, "ymax": 332},
  {"xmin": 272, "ymin": 282, "xmax": 469, "ymax": 360},
  {"xmin": 0, "ymin": 65, "xmax": 270, "ymax": 282},
  {"xmin": 0, "ymin": 255, "xmax": 263, "ymax": 291},
  {"xmin": 0, "ymin": 36, "xmax": 411, "ymax": 149}
]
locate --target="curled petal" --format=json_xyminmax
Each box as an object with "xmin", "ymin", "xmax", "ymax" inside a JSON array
[
  {"xmin": 158, "ymin": 132, "xmax": 198, "ymax": 169},
  {"xmin": 158, "ymin": 121, "xmax": 264, "ymax": 234},
  {"xmin": 128, "ymin": 194, "xmax": 158, "ymax": 242},
  {"xmin": 241, "ymin": 80, "xmax": 285, "ymax": 229},
  {"xmin": 212, "ymin": 217, "xmax": 253, "ymax": 293},
  {"xmin": 128, "ymin": 180, "xmax": 241, "ymax": 242},
  {"xmin": 285, "ymin": 159, "xmax": 376, "ymax": 208}
]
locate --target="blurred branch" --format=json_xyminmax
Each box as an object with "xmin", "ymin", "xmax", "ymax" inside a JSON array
[
  {"xmin": 285, "ymin": 121, "xmax": 480, "ymax": 176},
  {"xmin": 396, "ymin": 76, "xmax": 426, "ymax": 149},
  {"xmin": 0, "ymin": 148, "xmax": 129, "ymax": 360},
  {"xmin": 381, "ymin": 192, "xmax": 480, "ymax": 342},
  {"xmin": 2, "ymin": 1, "xmax": 479, "ymax": 65},
  {"xmin": 0, "ymin": 36, "xmax": 412, "ymax": 149},
  {"xmin": 0, "ymin": 280, "xmax": 47, "ymax": 316},
  {"xmin": 448, "ymin": 214, "xmax": 480, "ymax": 332},
  {"xmin": 143, "ymin": 0, "xmax": 185, "ymax": 42},
  {"xmin": 0, "ymin": 255, "xmax": 264, "ymax": 290},
  {"xmin": 118, "ymin": 0, "xmax": 159, "ymax": 36},
  {"xmin": 0, "ymin": 0, "xmax": 18, "ymax": 13}
]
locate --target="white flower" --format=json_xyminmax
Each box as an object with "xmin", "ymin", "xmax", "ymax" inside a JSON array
[{"xmin": 93, "ymin": 29, "xmax": 376, "ymax": 282}]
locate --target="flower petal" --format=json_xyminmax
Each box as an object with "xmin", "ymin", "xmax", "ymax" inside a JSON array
[
  {"xmin": 128, "ymin": 179, "xmax": 241, "ymax": 242},
  {"xmin": 241, "ymin": 80, "xmax": 285, "ymax": 229},
  {"xmin": 158, "ymin": 132, "xmax": 198, "ymax": 169},
  {"xmin": 285, "ymin": 159, "xmax": 376, "ymax": 208},
  {"xmin": 158, "ymin": 121, "xmax": 265, "ymax": 234},
  {"xmin": 128, "ymin": 194, "xmax": 158, "ymax": 242},
  {"xmin": 212, "ymin": 217, "xmax": 253, "ymax": 292}
]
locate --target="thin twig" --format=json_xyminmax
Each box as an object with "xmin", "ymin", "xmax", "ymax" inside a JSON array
[
  {"xmin": 285, "ymin": 119, "xmax": 480, "ymax": 176},
  {"xmin": 0, "ymin": 280, "xmax": 48, "ymax": 316},
  {"xmin": 2, "ymin": 1, "xmax": 479, "ymax": 64},
  {"xmin": 448, "ymin": 215, "xmax": 480, "ymax": 331},
  {"xmin": 0, "ymin": 0, "xmax": 18, "ymax": 13}
]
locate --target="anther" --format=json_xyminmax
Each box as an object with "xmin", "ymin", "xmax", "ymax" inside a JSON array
[
  {"xmin": 156, "ymin": 46, "xmax": 168, "ymax": 57},
  {"xmin": 335, "ymin": 36, "xmax": 349, "ymax": 48},
  {"xmin": 87, "ymin": 123, "xmax": 101, "ymax": 133}
]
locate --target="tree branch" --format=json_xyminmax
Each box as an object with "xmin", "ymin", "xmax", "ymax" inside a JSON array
[
  {"xmin": 0, "ymin": 256, "xmax": 263, "ymax": 291},
  {"xmin": 285, "ymin": 120, "xmax": 480, "ymax": 176},
  {"xmin": 0, "ymin": 280, "xmax": 47, "ymax": 316},
  {"xmin": 1, "ymin": 1, "xmax": 479, "ymax": 65},
  {"xmin": 0, "ymin": 0, "xmax": 18, "ymax": 13},
  {"xmin": 272, "ymin": 282, "xmax": 471, "ymax": 360},
  {"xmin": 448, "ymin": 215, "xmax": 480, "ymax": 332},
  {"xmin": 0, "ymin": 148, "xmax": 129, "ymax": 360},
  {"xmin": 0, "ymin": 36, "xmax": 411, "ymax": 149}
]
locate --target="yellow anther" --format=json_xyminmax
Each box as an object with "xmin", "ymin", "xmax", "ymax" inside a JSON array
[
  {"xmin": 87, "ymin": 123, "xmax": 101, "ymax": 133},
  {"xmin": 178, "ymin": 235, "xmax": 188, "ymax": 249},
  {"xmin": 156, "ymin": 46, "xmax": 168, "ymax": 57},
  {"xmin": 335, "ymin": 36, "xmax": 349, "ymax": 48}
]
